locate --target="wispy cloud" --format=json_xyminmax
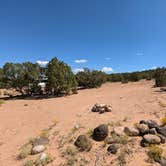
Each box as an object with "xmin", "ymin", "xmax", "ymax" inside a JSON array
[
  {"xmin": 136, "ymin": 52, "xmax": 144, "ymax": 56},
  {"xmin": 36, "ymin": 60, "xmax": 49, "ymax": 66},
  {"xmin": 101, "ymin": 67, "xmax": 113, "ymax": 73},
  {"xmin": 74, "ymin": 59, "xmax": 88, "ymax": 63},
  {"xmin": 151, "ymin": 66, "xmax": 157, "ymax": 70},
  {"xmin": 73, "ymin": 68, "xmax": 84, "ymax": 74},
  {"xmin": 105, "ymin": 57, "xmax": 111, "ymax": 60}
]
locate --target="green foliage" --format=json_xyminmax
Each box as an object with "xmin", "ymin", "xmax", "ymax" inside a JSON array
[
  {"xmin": 155, "ymin": 68, "xmax": 166, "ymax": 87},
  {"xmin": 107, "ymin": 69, "xmax": 156, "ymax": 83},
  {"xmin": 46, "ymin": 58, "xmax": 77, "ymax": 95},
  {"xmin": 2, "ymin": 62, "xmax": 41, "ymax": 94},
  {"xmin": 76, "ymin": 68, "xmax": 106, "ymax": 88}
]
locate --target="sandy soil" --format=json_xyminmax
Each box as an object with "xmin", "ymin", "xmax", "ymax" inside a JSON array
[{"xmin": 0, "ymin": 80, "xmax": 166, "ymax": 166}]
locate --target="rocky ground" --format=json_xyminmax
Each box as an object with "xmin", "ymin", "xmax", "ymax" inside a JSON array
[{"xmin": 0, "ymin": 80, "xmax": 166, "ymax": 166}]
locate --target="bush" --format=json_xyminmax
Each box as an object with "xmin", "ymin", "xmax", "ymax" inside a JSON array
[
  {"xmin": 76, "ymin": 69, "xmax": 106, "ymax": 88},
  {"xmin": 155, "ymin": 68, "xmax": 166, "ymax": 87},
  {"xmin": 147, "ymin": 146, "xmax": 163, "ymax": 161}
]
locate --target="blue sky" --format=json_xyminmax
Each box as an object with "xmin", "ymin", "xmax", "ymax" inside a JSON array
[{"xmin": 0, "ymin": 0, "xmax": 166, "ymax": 73}]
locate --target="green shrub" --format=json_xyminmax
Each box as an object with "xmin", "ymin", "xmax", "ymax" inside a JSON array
[
  {"xmin": 155, "ymin": 68, "xmax": 166, "ymax": 87},
  {"xmin": 76, "ymin": 68, "xmax": 106, "ymax": 88},
  {"xmin": 47, "ymin": 58, "xmax": 77, "ymax": 95},
  {"xmin": 147, "ymin": 146, "xmax": 163, "ymax": 161}
]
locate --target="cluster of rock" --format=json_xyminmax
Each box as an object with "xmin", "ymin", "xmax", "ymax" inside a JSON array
[
  {"xmin": 124, "ymin": 120, "xmax": 166, "ymax": 145},
  {"xmin": 74, "ymin": 120, "xmax": 166, "ymax": 165},
  {"xmin": 19, "ymin": 136, "xmax": 53, "ymax": 166},
  {"xmin": 124, "ymin": 120, "xmax": 166, "ymax": 165},
  {"xmin": 91, "ymin": 103, "xmax": 112, "ymax": 114},
  {"xmin": 31, "ymin": 137, "xmax": 49, "ymax": 154}
]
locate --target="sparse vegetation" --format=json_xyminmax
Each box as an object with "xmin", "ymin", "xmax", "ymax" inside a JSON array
[
  {"xmin": 24, "ymin": 160, "xmax": 34, "ymax": 166},
  {"xmin": 147, "ymin": 146, "xmax": 163, "ymax": 162},
  {"xmin": 161, "ymin": 117, "xmax": 166, "ymax": 126},
  {"xmin": 0, "ymin": 100, "xmax": 4, "ymax": 106},
  {"xmin": 18, "ymin": 142, "xmax": 33, "ymax": 159},
  {"xmin": 111, "ymin": 133, "xmax": 129, "ymax": 145}
]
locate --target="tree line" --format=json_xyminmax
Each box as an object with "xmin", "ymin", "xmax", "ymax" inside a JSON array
[{"xmin": 0, "ymin": 57, "xmax": 166, "ymax": 97}]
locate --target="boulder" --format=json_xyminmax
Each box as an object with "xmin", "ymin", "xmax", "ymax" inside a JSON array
[
  {"xmin": 91, "ymin": 104, "xmax": 112, "ymax": 114},
  {"xmin": 140, "ymin": 120, "xmax": 159, "ymax": 129},
  {"xmin": 143, "ymin": 134, "xmax": 161, "ymax": 144},
  {"xmin": 137, "ymin": 124, "xmax": 149, "ymax": 135},
  {"xmin": 124, "ymin": 127, "xmax": 139, "ymax": 136},
  {"xmin": 149, "ymin": 128, "xmax": 157, "ymax": 135},
  {"xmin": 93, "ymin": 124, "xmax": 109, "ymax": 141},
  {"xmin": 74, "ymin": 135, "xmax": 92, "ymax": 151},
  {"xmin": 31, "ymin": 145, "xmax": 46, "ymax": 154},
  {"xmin": 156, "ymin": 126, "xmax": 166, "ymax": 137},
  {"xmin": 107, "ymin": 144, "xmax": 119, "ymax": 154}
]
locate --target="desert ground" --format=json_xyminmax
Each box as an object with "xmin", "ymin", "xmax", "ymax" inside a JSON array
[{"xmin": 0, "ymin": 80, "xmax": 166, "ymax": 166}]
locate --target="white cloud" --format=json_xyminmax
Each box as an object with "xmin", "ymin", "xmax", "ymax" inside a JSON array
[
  {"xmin": 105, "ymin": 57, "xmax": 111, "ymax": 60},
  {"xmin": 151, "ymin": 66, "xmax": 157, "ymax": 70},
  {"xmin": 136, "ymin": 52, "xmax": 144, "ymax": 56},
  {"xmin": 74, "ymin": 59, "xmax": 88, "ymax": 63},
  {"xmin": 73, "ymin": 68, "xmax": 84, "ymax": 74},
  {"xmin": 101, "ymin": 67, "xmax": 113, "ymax": 73},
  {"xmin": 36, "ymin": 60, "xmax": 49, "ymax": 66}
]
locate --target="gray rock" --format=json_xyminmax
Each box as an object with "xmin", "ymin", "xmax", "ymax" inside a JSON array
[
  {"xmin": 143, "ymin": 134, "xmax": 161, "ymax": 144},
  {"xmin": 31, "ymin": 145, "xmax": 46, "ymax": 154},
  {"xmin": 158, "ymin": 157, "xmax": 166, "ymax": 166},
  {"xmin": 137, "ymin": 124, "xmax": 149, "ymax": 135},
  {"xmin": 149, "ymin": 128, "xmax": 157, "ymax": 135},
  {"xmin": 147, "ymin": 120, "xmax": 159, "ymax": 129},
  {"xmin": 124, "ymin": 127, "xmax": 139, "ymax": 136},
  {"xmin": 93, "ymin": 124, "xmax": 109, "ymax": 141},
  {"xmin": 107, "ymin": 144, "xmax": 119, "ymax": 154},
  {"xmin": 140, "ymin": 120, "xmax": 159, "ymax": 130},
  {"xmin": 33, "ymin": 137, "xmax": 49, "ymax": 146},
  {"xmin": 158, "ymin": 134, "xmax": 166, "ymax": 144},
  {"xmin": 156, "ymin": 126, "xmax": 166, "ymax": 137}
]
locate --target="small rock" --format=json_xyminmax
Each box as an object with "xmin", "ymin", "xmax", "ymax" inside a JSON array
[
  {"xmin": 39, "ymin": 153, "xmax": 47, "ymax": 161},
  {"xmin": 156, "ymin": 126, "xmax": 166, "ymax": 137},
  {"xmin": 33, "ymin": 137, "xmax": 49, "ymax": 146},
  {"xmin": 112, "ymin": 127, "xmax": 126, "ymax": 136},
  {"xmin": 147, "ymin": 120, "xmax": 159, "ymax": 129},
  {"xmin": 143, "ymin": 134, "xmax": 161, "ymax": 144},
  {"xmin": 93, "ymin": 124, "xmax": 109, "ymax": 141},
  {"xmin": 124, "ymin": 127, "xmax": 139, "ymax": 136},
  {"xmin": 149, "ymin": 128, "xmax": 157, "ymax": 135},
  {"xmin": 107, "ymin": 144, "xmax": 119, "ymax": 154},
  {"xmin": 31, "ymin": 145, "xmax": 46, "ymax": 154},
  {"xmin": 158, "ymin": 157, "xmax": 166, "ymax": 166},
  {"xmin": 74, "ymin": 135, "xmax": 92, "ymax": 151},
  {"xmin": 158, "ymin": 134, "xmax": 166, "ymax": 144},
  {"xmin": 137, "ymin": 124, "xmax": 149, "ymax": 136}
]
